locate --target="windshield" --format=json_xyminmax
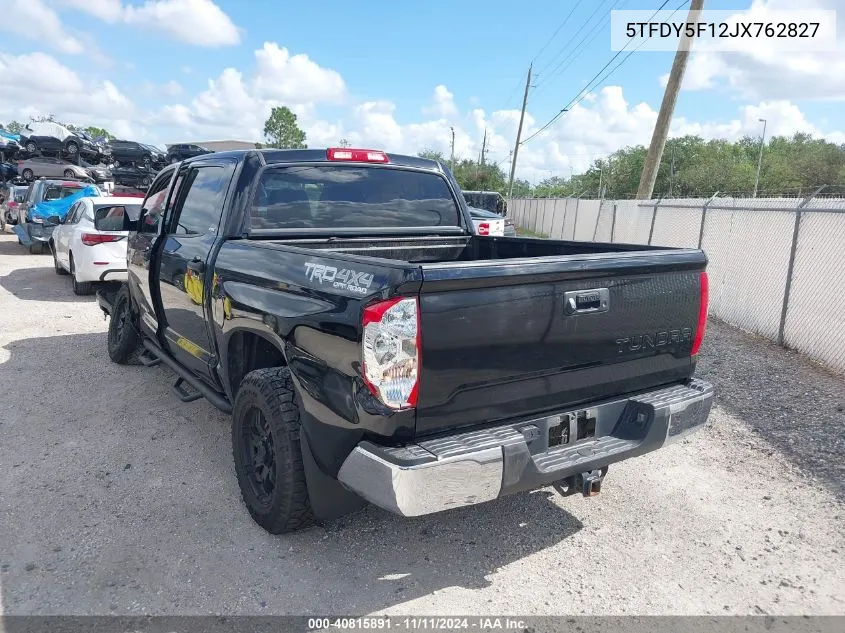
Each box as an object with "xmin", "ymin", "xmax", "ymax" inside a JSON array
[{"xmin": 250, "ymin": 165, "xmax": 460, "ymax": 231}]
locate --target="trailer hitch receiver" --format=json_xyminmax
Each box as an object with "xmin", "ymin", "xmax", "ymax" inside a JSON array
[{"xmin": 578, "ymin": 469, "xmax": 605, "ymax": 497}]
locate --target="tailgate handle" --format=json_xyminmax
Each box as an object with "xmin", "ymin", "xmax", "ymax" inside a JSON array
[{"xmin": 564, "ymin": 288, "xmax": 609, "ymax": 315}]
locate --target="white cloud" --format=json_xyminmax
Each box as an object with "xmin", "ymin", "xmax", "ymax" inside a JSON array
[
  {"xmin": 150, "ymin": 42, "xmax": 346, "ymax": 142},
  {"xmin": 679, "ymin": 0, "xmax": 845, "ymax": 100},
  {"xmin": 3, "ymin": 0, "xmax": 84, "ymax": 55},
  {"xmin": 4, "ymin": 34, "xmax": 842, "ymax": 184},
  {"xmin": 0, "ymin": 52, "xmax": 137, "ymax": 139},
  {"xmin": 124, "ymin": 0, "xmax": 240, "ymax": 47},
  {"xmin": 671, "ymin": 100, "xmax": 834, "ymax": 142},
  {"xmin": 422, "ymin": 85, "xmax": 458, "ymax": 118},
  {"xmin": 56, "ymin": 0, "xmax": 241, "ymax": 47},
  {"xmin": 251, "ymin": 43, "xmax": 346, "ymax": 104}
]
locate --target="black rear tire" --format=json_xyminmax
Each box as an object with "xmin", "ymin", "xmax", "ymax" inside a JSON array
[
  {"xmin": 107, "ymin": 285, "xmax": 142, "ymax": 364},
  {"xmin": 22, "ymin": 169, "xmax": 33, "ymax": 182},
  {"xmin": 232, "ymin": 367, "xmax": 315, "ymax": 534},
  {"xmin": 63, "ymin": 169, "xmax": 75, "ymax": 178},
  {"xmin": 29, "ymin": 242, "xmax": 43, "ymax": 254},
  {"xmin": 52, "ymin": 243, "xmax": 67, "ymax": 274},
  {"xmin": 70, "ymin": 254, "xmax": 93, "ymax": 295}
]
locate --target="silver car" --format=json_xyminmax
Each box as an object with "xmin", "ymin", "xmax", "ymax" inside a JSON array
[{"xmin": 17, "ymin": 157, "xmax": 90, "ymax": 182}]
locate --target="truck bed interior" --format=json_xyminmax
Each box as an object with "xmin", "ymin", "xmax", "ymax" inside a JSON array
[{"xmin": 269, "ymin": 235, "xmax": 666, "ymax": 264}]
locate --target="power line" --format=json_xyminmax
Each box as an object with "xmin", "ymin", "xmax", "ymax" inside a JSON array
[
  {"xmin": 534, "ymin": 0, "xmax": 630, "ymax": 96},
  {"xmin": 536, "ymin": 0, "xmax": 617, "ymax": 79},
  {"xmin": 500, "ymin": 2, "xmax": 585, "ymax": 111},
  {"xmin": 500, "ymin": 76, "xmax": 527, "ymax": 111},
  {"xmin": 567, "ymin": 0, "xmax": 689, "ymax": 114},
  {"xmin": 531, "ymin": 0, "xmax": 585, "ymax": 64},
  {"xmin": 522, "ymin": 0, "xmax": 685, "ymax": 146}
]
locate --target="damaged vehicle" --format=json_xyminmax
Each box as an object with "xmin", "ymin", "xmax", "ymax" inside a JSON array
[{"xmin": 15, "ymin": 180, "xmax": 101, "ymax": 254}]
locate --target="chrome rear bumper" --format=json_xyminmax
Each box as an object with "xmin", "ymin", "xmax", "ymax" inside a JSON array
[{"xmin": 337, "ymin": 379, "xmax": 713, "ymax": 517}]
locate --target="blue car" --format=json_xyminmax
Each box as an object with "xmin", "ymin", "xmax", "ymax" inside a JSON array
[{"xmin": 0, "ymin": 162, "xmax": 18, "ymax": 181}]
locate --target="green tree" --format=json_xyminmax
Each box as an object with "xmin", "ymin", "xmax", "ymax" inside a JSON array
[
  {"xmin": 82, "ymin": 126, "xmax": 115, "ymax": 141},
  {"xmin": 417, "ymin": 149, "xmax": 447, "ymax": 163},
  {"xmin": 338, "ymin": 138, "xmax": 350, "ymax": 148},
  {"xmin": 263, "ymin": 106, "xmax": 307, "ymax": 149},
  {"xmin": 417, "ymin": 150, "xmax": 507, "ymax": 193}
]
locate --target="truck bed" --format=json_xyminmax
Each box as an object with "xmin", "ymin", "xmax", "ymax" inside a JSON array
[
  {"xmin": 266, "ymin": 234, "xmax": 667, "ymax": 264},
  {"xmin": 224, "ymin": 235, "xmax": 706, "ymax": 438}
]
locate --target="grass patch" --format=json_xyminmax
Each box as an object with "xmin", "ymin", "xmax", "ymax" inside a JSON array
[{"xmin": 516, "ymin": 227, "xmax": 549, "ymax": 239}]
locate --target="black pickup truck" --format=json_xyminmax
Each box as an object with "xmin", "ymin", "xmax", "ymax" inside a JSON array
[{"xmin": 97, "ymin": 147, "xmax": 713, "ymax": 534}]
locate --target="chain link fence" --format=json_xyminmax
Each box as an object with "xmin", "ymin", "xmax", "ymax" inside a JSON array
[{"xmin": 508, "ymin": 193, "xmax": 845, "ymax": 375}]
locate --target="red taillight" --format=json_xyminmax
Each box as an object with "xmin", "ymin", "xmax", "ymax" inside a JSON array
[
  {"xmin": 8, "ymin": 201, "xmax": 16, "ymax": 208},
  {"xmin": 327, "ymin": 148, "xmax": 389, "ymax": 163},
  {"xmin": 691, "ymin": 271, "xmax": 709, "ymax": 356},
  {"xmin": 361, "ymin": 296, "xmax": 420, "ymax": 409},
  {"xmin": 81, "ymin": 233, "xmax": 124, "ymax": 246},
  {"xmin": 477, "ymin": 222, "xmax": 490, "ymax": 236}
]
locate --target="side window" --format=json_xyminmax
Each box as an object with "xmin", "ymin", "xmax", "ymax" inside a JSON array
[
  {"xmin": 139, "ymin": 171, "xmax": 174, "ymax": 234},
  {"xmin": 168, "ymin": 166, "xmax": 231, "ymax": 236},
  {"xmin": 65, "ymin": 202, "xmax": 80, "ymax": 224},
  {"xmin": 69, "ymin": 202, "xmax": 83, "ymax": 224},
  {"xmin": 75, "ymin": 202, "xmax": 89, "ymax": 223}
]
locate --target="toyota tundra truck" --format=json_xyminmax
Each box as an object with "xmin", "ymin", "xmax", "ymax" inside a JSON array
[{"xmin": 97, "ymin": 147, "xmax": 713, "ymax": 534}]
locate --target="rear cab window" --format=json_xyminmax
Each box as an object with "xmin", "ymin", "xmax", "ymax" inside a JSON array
[{"xmin": 248, "ymin": 165, "xmax": 460, "ymax": 231}]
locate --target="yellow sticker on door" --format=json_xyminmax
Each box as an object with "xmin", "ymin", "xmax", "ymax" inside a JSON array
[{"xmin": 176, "ymin": 337, "xmax": 203, "ymax": 358}]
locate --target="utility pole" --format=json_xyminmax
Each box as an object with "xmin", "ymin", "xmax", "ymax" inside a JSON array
[
  {"xmin": 507, "ymin": 64, "xmax": 532, "ymax": 199},
  {"xmin": 753, "ymin": 117, "xmax": 767, "ymax": 198},
  {"xmin": 669, "ymin": 144, "xmax": 676, "ymax": 197},
  {"xmin": 449, "ymin": 126, "xmax": 455, "ymax": 171},
  {"xmin": 598, "ymin": 165, "xmax": 603, "ymax": 199},
  {"xmin": 636, "ymin": 0, "xmax": 705, "ymax": 199}
]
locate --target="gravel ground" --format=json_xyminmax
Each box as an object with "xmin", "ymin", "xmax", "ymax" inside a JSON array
[{"xmin": 0, "ymin": 230, "xmax": 843, "ymax": 616}]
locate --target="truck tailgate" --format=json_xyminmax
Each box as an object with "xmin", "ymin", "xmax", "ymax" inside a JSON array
[{"xmin": 415, "ymin": 250, "xmax": 707, "ymax": 436}]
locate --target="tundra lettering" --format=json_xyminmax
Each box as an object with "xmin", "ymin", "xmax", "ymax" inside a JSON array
[{"xmin": 616, "ymin": 328, "xmax": 693, "ymax": 354}]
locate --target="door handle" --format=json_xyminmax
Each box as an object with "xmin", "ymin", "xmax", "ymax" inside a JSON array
[{"xmin": 187, "ymin": 258, "xmax": 205, "ymax": 274}]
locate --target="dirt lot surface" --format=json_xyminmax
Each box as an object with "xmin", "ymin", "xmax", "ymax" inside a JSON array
[{"xmin": 0, "ymin": 230, "xmax": 843, "ymax": 616}]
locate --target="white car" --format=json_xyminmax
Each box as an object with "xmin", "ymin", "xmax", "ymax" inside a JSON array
[
  {"xmin": 50, "ymin": 196, "xmax": 141, "ymax": 295},
  {"xmin": 468, "ymin": 205, "xmax": 506, "ymax": 236}
]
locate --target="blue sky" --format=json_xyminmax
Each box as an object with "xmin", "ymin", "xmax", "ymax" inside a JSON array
[{"xmin": 1, "ymin": 0, "xmax": 843, "ymax": 182}]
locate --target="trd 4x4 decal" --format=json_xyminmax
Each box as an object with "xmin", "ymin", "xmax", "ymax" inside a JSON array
[{"xmin": 304, "ymin": 262, "xmax": 375, "ymax": 295}]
